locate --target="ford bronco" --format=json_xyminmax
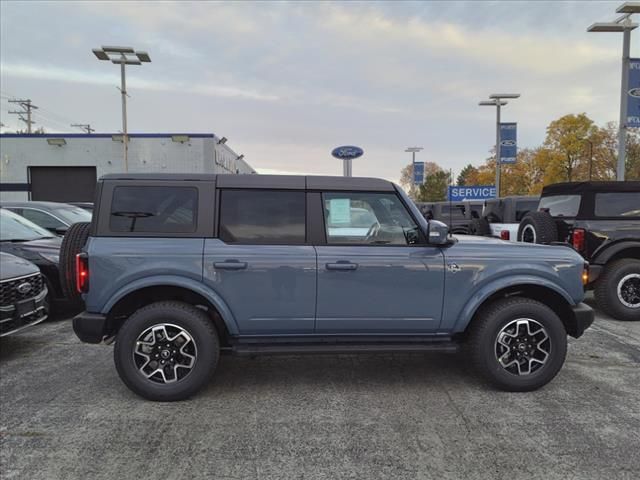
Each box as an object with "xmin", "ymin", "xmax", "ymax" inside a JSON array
[{"xmin": 68, "ymin": 174, "xmax": 594, "ymax": 401}]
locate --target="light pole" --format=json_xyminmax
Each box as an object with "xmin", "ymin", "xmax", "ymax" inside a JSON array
[
  {"xmin": 405, "ymin": 147, "xmax": 424, "ymax": 193},
  {"xmin": 588, "ymin": 2, "xmax": 639, "ymax": 181},
  {"xmin": 479, "ymin": 94, "xmax": 520, "ymax": 198},
  {"xmin": 92, "ymin": 46, "xmax": 151, "ymax": 172}
]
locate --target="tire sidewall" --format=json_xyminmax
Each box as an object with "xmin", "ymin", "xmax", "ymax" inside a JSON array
[
  {"xmin": 114, "ymin": 304, "xmax": 219, "ymax": 401},
  {"xmin": 476, "ymin": 301, "xmax": 567, "ymax": 391}
]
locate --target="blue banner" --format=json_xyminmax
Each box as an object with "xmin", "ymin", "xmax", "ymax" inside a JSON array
[
  {"xmin": 628, "ymin": 59, "xmax": 640, "ymax": 128},
  {"xmin": 499, "ymin": 122, "xmax": 517, "ymax": 164},
  {"xmin": 413, "ymin": 162, "xmax": 425, "ymax": 185},
  {"xmin": 448, "ymin": 185, "xmax": 496, "ymax": 201}
]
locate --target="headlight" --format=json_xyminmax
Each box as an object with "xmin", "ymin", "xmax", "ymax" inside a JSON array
[{"xmin": 40, "ymin": 253, "xmax": 60, "ymax": 264}]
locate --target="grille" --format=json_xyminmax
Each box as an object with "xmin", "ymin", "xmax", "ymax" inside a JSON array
[{"xmin": 0, "ymin": 273, "xmax": 45, "ymax": 306}]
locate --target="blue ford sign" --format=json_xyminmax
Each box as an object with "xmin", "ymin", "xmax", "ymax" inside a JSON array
[
  {"xmin": 413, "ymin": 161, "xmax": 425, "ymax": 185},
  {"xmin": 331, "ymin": 145, "xmax": 364, "ymax": 160},
  {"xmin": 628, "ymin": 59, "xmax": 640, "ymax": 128},
  {"xmin": 499, "ymin": 123, "xmax": 517, "ymax": 164},
  {"xmin": 448, "ymin": 185, "xmax": 496, "ymax": 201}
]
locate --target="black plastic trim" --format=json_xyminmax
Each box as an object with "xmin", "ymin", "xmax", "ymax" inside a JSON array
[{"xmin": 72, "ymin": 311, "xmax": 108, "ymax": 343}]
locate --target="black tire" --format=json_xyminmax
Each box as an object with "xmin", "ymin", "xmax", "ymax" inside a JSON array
[
  {"xmin": 114, "ymin": 301, "xmax": 220, "ymax": 401},
  {"xmin": 517, "ymin": 211, "xmax": 558, "ymax": 244},
  {"xmin": 594, "ymin": 259, "xmax": 640, "ymax": 322},
  {"xmin": 467, "ymin": 297, "xmax": 567, "ymax": 391},
  {"xmin": 470, "ymin": 218, "xmax": 491, "ymax": 236},
  {"xmin": 59, "ymin": 222, "xmax": 91, "ymax": 303}
]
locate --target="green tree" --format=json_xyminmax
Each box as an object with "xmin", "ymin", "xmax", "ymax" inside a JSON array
[
  {"xmin": 456, "ymin": 164, "xmax": 477, "ymax": 186},
  {"xmin": 417, "ymin": 168, "xmax": 451, "ymax": 202}
]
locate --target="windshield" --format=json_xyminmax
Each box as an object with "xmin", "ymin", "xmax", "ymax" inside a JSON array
[
  {"xmin": 0, "ymin": 208, "xmax": 54, "ymax": 241},
  {"xmin": 53, "ymin": 206, "xmax": 92, "ymax": 224},
  {"xmin": 538, "ymin": 195, "xmax": 580, "ymax": 217}
]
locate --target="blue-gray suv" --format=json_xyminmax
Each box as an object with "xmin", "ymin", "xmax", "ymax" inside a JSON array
[{"xmin": 68, "ymin": 174, "xmax": 594, "ymax": 401}]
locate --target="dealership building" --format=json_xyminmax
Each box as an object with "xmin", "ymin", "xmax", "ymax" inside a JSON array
[{"xmin": 0, "ymin": 133, "xmax": 256, "ymax": 202}]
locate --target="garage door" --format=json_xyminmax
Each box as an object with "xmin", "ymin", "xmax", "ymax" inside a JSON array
[{"xmin": 29, "ymin": 166, "xmax": 97, "ymax": 202}]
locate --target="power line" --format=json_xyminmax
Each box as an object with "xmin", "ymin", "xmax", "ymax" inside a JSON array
[
  {"xmin": 8, "ymin": 99, "xmax": 38, "ymax": 133},
  {"xmin": 71, "ymin": 123, "xmax": 95, "ymax": 134}
]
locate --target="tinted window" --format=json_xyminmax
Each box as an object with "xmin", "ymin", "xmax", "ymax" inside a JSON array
[
  {"xmin": 515, "ymin": 200, "xmax": 539, "ymax": 222},
  {"xmin": 0, "ymin": 209, "xmax": 54, "ymax": 241},
  {"xmin": 595, "ymin": 193, "xmax": 640, "ymax": 217},
  {"xmin": 322, "ymin": 192, "xmax": 420, "ymax": 245},
  {"xmin": 538, "ymin": 195, "xmax": 580, "ymax": 217},
  {"xmin": 219, "ymin": 190, "xmax": 305, "ymax": 244},
  {"xmin": 110, "ymin": 186, "xmax": 198, "ymax": 233}
]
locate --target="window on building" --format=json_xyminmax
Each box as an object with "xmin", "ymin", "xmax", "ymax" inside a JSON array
[
  {"xmin": 219, "ymin": 190, "xmax": 306, "ymax": 243},
  {"xmin": 110, "ymin": 186, "xmax": 198, "ymax": 233}
]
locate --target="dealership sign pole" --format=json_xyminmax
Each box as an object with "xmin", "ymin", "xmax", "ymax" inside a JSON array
[{"xmin": 331, "ymin": 146, "xmax": 364, "ymax": 177}]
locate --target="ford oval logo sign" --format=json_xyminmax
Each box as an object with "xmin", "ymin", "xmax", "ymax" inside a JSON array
[
  {"xmin": 500, "ymin": 140, "xmax": 517, "ymax": 147},
  {"xmin": 331, "ymin": 146, "xmax": 364, "ymax": 160},
  {"xmin": 629, "ymin": 87, "xmax": 640, "ymax": 98}
]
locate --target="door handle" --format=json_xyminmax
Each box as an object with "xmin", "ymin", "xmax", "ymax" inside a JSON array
[
  {"xmin": 214, "ymin": 261, "xmax": 248, "ymax": 270},
  {"xmin": 326, "ymin": 262, "xmax": 358, "ymax": 271}
]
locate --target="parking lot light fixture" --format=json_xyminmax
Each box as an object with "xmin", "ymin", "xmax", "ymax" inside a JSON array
[
  {"xmin": 588, "ymin": 5, "xmax": 638, "ymax": 181},
  {"xmin": 92, "ymin": 45, "xmax": 152, "ymax": 172},
  {"xmin": 479, "ymin": 95, "xmax": 519, "ymax": 198}
]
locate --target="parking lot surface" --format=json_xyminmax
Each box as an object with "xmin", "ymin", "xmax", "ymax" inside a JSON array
[{"xmin": 1, "ymin": 302, "xmax": 638, "ymax": 480}]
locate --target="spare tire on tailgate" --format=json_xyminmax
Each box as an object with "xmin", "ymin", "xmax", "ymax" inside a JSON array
[
  {"xmin": 59, "ymin": 222, "xmax": 91, "ymax": 303},
  {"xmin": 470, "ymin": 218, "xmax": 491, "ymax": 236},
  {"xmin": 517, "ymin": 211, "xmax": 558, "ymax": 244}
]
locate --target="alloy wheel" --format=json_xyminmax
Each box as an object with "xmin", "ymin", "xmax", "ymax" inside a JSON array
[
  {"xmin": 617, "ymin": 273, "xmax": 640, "ymax": 309},
  {"xmin": 495, "ymin": 318, "xmax": 550, "ymax": 375}
]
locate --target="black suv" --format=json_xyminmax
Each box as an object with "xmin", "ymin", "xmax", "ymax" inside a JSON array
[{"xmin": 517, "ymin": 181, "xmax": 640, "ymax": 321}]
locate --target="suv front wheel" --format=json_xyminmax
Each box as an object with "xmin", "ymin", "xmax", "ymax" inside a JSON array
[
  {"xmin": 114, "ymin": 301, "xmax": 220, "ymax": 401},
  {"xmin": 468, "ymin": 297, "xmax": 567, "ymax": 391}
]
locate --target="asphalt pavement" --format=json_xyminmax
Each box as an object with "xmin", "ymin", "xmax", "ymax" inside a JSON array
[{"xmin": 1, "ymin": 302, "xmax": 638, "ymax": 480}]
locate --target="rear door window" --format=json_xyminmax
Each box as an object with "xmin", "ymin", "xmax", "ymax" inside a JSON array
[
  {"xmin": 218, "ymin": 190, "xmax": 306, "ymax": 244},
  {"xmin": 594, "ymin": 193, "xmax": 640, "ymax": 217},
  {"xmin": 110, "ymin": 186, "xmax": 198, "ymax": 233}
]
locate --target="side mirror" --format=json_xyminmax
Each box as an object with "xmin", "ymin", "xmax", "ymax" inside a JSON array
[{"xmin": 427, "ymin": 220, "xmax": 449, "ymax": 245}]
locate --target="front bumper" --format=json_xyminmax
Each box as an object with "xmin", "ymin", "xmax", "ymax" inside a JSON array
[
  {"xmin": 0, "ymin": 287, "xmax": 49, "ymax": 337},
  {"xmin": 567, "ymin": 302, "xmax": 595, "ymax": 338},
  {"xmin": 73, "ymin": 311, "xmax": 108, "ymax": 344}
]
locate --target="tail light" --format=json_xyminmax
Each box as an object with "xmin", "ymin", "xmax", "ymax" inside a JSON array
[
  {"xmin": 500, "ymin": 230, "xmax": 510, "ymax": 240},
  {"xmin": 76, "ymin": 253, "xmax": 89, "ymax": 293},
  {"xmin": 582, "ymin": 262, "xmax": 589, "ymax": 287},
  {"xmin": 572, "ymin": 228, "xmax": 585, "ymax": 252}
]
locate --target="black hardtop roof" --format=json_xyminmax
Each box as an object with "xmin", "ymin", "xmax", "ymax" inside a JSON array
[
  {"xmin": 542, "ymin": 181, "xmax": 640, "ymax": 196},
  {"xmin": 99, "ymin": 173, "xmax": 396, "ymax": 191}
]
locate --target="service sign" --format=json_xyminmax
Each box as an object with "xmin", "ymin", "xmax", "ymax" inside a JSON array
[
  {"xmin": 628, "ymin": 59, "xmax": 640, "ymax": 128},
  {"xmin": 331, "ymin": 145, "xmax": 364, "ymax": 160},
  {"xmin": 413, "ymin": 161, "xmax": 425, "ymax": 185},
  {"xmin": 448, "ymin": 185, "xmax": 496, "ymax": 201},
  {"xmin": 499, "ymin": 122, "xmax": 517, "ymax": 164}
]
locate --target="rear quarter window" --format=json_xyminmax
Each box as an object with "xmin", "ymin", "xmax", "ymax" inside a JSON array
[
  {"xmin": 109, "ymin": 186, "xmax": 198, "ymax": 233},
  {"xmin": 594, "ymin": 192, "xmax": 640, "ymax": 217}
]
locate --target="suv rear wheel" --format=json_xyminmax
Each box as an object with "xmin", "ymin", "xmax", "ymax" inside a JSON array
[
  {"xmin": 114, "ymin": 301, "xmax": 220, "ymax": 401},
  {"xmin": 594, "ymin": 259, "xmax": 640, "ymax": 322},
  {"xmin": 468, "ymin": 297, "xmax": 567, "ymax": 391}
]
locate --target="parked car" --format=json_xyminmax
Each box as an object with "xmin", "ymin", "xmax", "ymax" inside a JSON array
[
  {"xmin": 1, "ymin": 201, "xmax": 92, "ymax": 236},
  {"xmin": 0, "ymin": 209, "xmax": 73, "ymax": 314},
  {"xmin": 67, "ymin": 173, "xmax": 593, "ymax": 401},
  {"xmin": 470, "ymin": 196, "xmax": 539, "ymax": 240},
  {"xmin": 517, "ymin": 181, "xmax": 640, "ymax": 321},
  {"xmin": 0, "ymin": 252, "xmax": 48, "ymax": 337},
  {"xmin": 417, "ymin": 201, "xmax": 483, "ymax": 234}
]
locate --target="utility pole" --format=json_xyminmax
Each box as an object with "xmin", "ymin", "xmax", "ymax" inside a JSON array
[
  {"xmin": 71, "ymin": 123, "xmax": 95, "ymax": 134},
  {"xmin": 8, "ymin": 99, "xmax": 38, "ymax": 133}
]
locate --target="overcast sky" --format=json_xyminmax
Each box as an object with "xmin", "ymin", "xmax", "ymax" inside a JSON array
[{"xmin": 0, "ymin": 1, "xmax": 636, "ymax": 182}]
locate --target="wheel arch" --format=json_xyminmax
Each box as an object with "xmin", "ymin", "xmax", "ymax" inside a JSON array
[
  {"xmin": 455, "ymin": 281, "xmax": 581, "ymax": 338},
  {"xmin": 592, "ymin": 241, "xmax": 640, "ymax": 265},
  {"xmin": 102, "ymin": 277, "xmax": 239, "ymax": 339}
]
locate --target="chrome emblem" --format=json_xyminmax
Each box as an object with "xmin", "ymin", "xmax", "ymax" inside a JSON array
[
  {"xmin": 17, "ymin": 282, "xmax": 33, "ymax": 294},
  {"xmin": 447, "ymin": 263, "xmax": 461, "ymax": 273}
]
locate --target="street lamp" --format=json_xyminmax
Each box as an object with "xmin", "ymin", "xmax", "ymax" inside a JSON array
[
  {"xmin": 93, "ymin": 46, "xmax": 151, "ymax": 172},
  {"xmin": 479, "ymin": 94, "xmax": 519, "ymax": 198},
  {"xmin": 588, "ymin": 3, "xmax": 638, "ymax": 180}
]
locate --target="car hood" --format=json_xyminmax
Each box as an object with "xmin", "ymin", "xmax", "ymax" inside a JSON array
[
  {"xmin": 449, "ymin": 234, "xmax": 584, "ymax": 262},
  {"xmin": 0, "ymin": 237, "xmax": 62, "ymax": 263},
  {"xmin": 0, "ymin": 252, "xmax": 40, "ymax": 281}
]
